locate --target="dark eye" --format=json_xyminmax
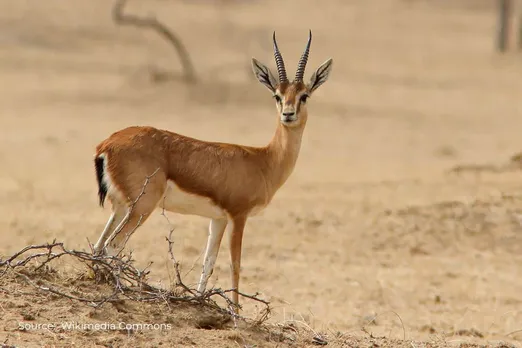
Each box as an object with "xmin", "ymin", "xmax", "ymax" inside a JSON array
[
  {"xmin": 274, "ymin": 95, "xmax": 282, "ymax": 104},
  {"xmin": 300, "ymin": 94, "xmax": 309, "ymax": 103}
]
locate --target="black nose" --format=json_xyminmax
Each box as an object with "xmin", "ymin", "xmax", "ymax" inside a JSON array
[{"xmin": 283, "ymin": 112, "xmax": 295, "ymax": 117}]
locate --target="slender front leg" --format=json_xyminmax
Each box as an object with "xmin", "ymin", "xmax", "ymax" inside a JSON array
[
  {"xmin": 197, "ymin": 218, "xmax": 228, "ymax": 294},
  {"xmin": 229, "ymin": 215, "xmax": 247, "ymax": 312}
]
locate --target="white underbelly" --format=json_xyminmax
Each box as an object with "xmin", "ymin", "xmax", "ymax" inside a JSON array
[{"xmin": 158, "ymin": 180, "xmax": 226, "ymax": 219}]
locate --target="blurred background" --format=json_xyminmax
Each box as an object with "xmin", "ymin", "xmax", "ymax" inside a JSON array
[{"xmin": 0, "ymin": 0, "xmax": 521, "ymax": 343}]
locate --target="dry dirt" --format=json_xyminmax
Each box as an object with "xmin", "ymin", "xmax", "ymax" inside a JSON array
[{"xmin": 1, "ymin": 0, "xmax": 522, "ymax": 347}]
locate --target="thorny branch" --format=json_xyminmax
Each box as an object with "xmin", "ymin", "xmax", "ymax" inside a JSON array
[
  {"xmin": 0, "ymin": 172, "xmax": 270, "ymax": 325},
  {"xmin": 164, "ymin": 230, "xmax": 271, "ymax": 325},
  {"xmin": 1, "ymin": 242, "xmax": 151, "ymax": 306},
  {"xmin": 112, "ymin": 0, "xmax": 197, "ymax": 83},
  {"xmin": 0, "ymin": 240, "xmax": 271, "ymax": 322}
]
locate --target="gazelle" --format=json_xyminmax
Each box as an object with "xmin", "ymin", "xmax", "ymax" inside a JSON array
[{"xmin": 92, "ymin": 30, "xmax": 333, "ymax": 310}]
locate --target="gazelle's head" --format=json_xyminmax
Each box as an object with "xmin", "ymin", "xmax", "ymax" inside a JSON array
[{"xmin": 252, "ymin": 30, "xmax": 333, "ymax": 128}]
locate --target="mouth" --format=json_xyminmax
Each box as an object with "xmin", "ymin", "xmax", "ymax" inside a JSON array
[{"xmin": 281, "ymin": 116, "xmax": 297, "ymax": 124}]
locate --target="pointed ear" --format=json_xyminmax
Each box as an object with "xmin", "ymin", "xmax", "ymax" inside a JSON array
[
  {"xmin": 251, "ymin": 58, "xmax": 278, "ymax": 93},
  {"xmin": 308, "ymin": 58, "xmax": 333, "ymax": 94}
]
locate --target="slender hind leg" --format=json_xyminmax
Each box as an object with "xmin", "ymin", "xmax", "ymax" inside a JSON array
[
  {"xmin": 103, "ymin": 209, "xmax": 152, "ymax": 257},
  {"xmin": 101, "ymin": 168, "xmax": 167, "ymax": 256},
  {"xmin": 93, "ymin": 203, "xmax": 127, "ymax": 255},
  {"xmin": 103, "ymin": 184, "xmax": 165, "ymax": 256},
  {"xmin": 197, "ymin": 218, "xmax": 228, "ymax": 294}
]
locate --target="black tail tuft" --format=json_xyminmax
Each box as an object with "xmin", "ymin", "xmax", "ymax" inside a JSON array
[{"xmin": 94, "ymin": 156, "xmax": 108, "ymax": 207}]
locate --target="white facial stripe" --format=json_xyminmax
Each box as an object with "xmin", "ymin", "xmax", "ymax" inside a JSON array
[{"xmin": 275, "ymin": 87, "xmax": 309, "ymax": 126}]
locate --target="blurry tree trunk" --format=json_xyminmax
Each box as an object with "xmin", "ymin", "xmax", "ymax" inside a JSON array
[
  {"xmin": 112, "ymin": 0, "xmax": 197, "ymax": 83},
  {"xmin": 497, "ymin": 0, "xmax": 513, "ymax": 52}
]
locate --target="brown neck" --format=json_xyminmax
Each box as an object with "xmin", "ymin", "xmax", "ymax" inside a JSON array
[{"xmin": 263, "ymin": 113, "xmax": 307, "ymax": 192}]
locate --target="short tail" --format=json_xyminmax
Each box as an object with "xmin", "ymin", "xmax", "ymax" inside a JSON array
[{"xmin": 94, "ymin": 155, "xmax": 108, "ymax": 207}]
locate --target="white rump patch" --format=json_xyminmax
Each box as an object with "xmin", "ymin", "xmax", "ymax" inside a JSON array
[{"xmin": 159, "ymin": 180, "xmax": 226, "ymax": 219}]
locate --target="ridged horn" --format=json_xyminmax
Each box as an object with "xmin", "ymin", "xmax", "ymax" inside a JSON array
[
  {"xmin": 273, "ymin": 31, "xmax": 288, "ymax": 83},
  {"xmin": 295, "ymin": 30, "xmax": 312, "ymax": 82}
]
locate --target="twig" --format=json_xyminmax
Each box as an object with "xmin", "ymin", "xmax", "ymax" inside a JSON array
[
  {"xmin": 506, "ymin": 328, "xmax": 522, "ymax": 337},
  {"xmin": 0, "ymin": 241, "xmax": 63, "ymax": 266},
  {"xmin": 12, "ymin": 270, "xmax": 103, "ymax": 305},
  {"xmin": 165, "ymin": 231, "xmax": 196, "ymax": 297},
  {"xmin": 362, "ymin": 310, "xmax": 406, "ymax": 341},
  {"xmin": 112, "ymin": 0, "xmax": 196, "ymax": 83}
]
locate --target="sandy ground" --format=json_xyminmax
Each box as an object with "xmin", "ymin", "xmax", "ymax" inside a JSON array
[{"xmin": 1, "ymin": 0, "xmax": 522, "ymax": 347}]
